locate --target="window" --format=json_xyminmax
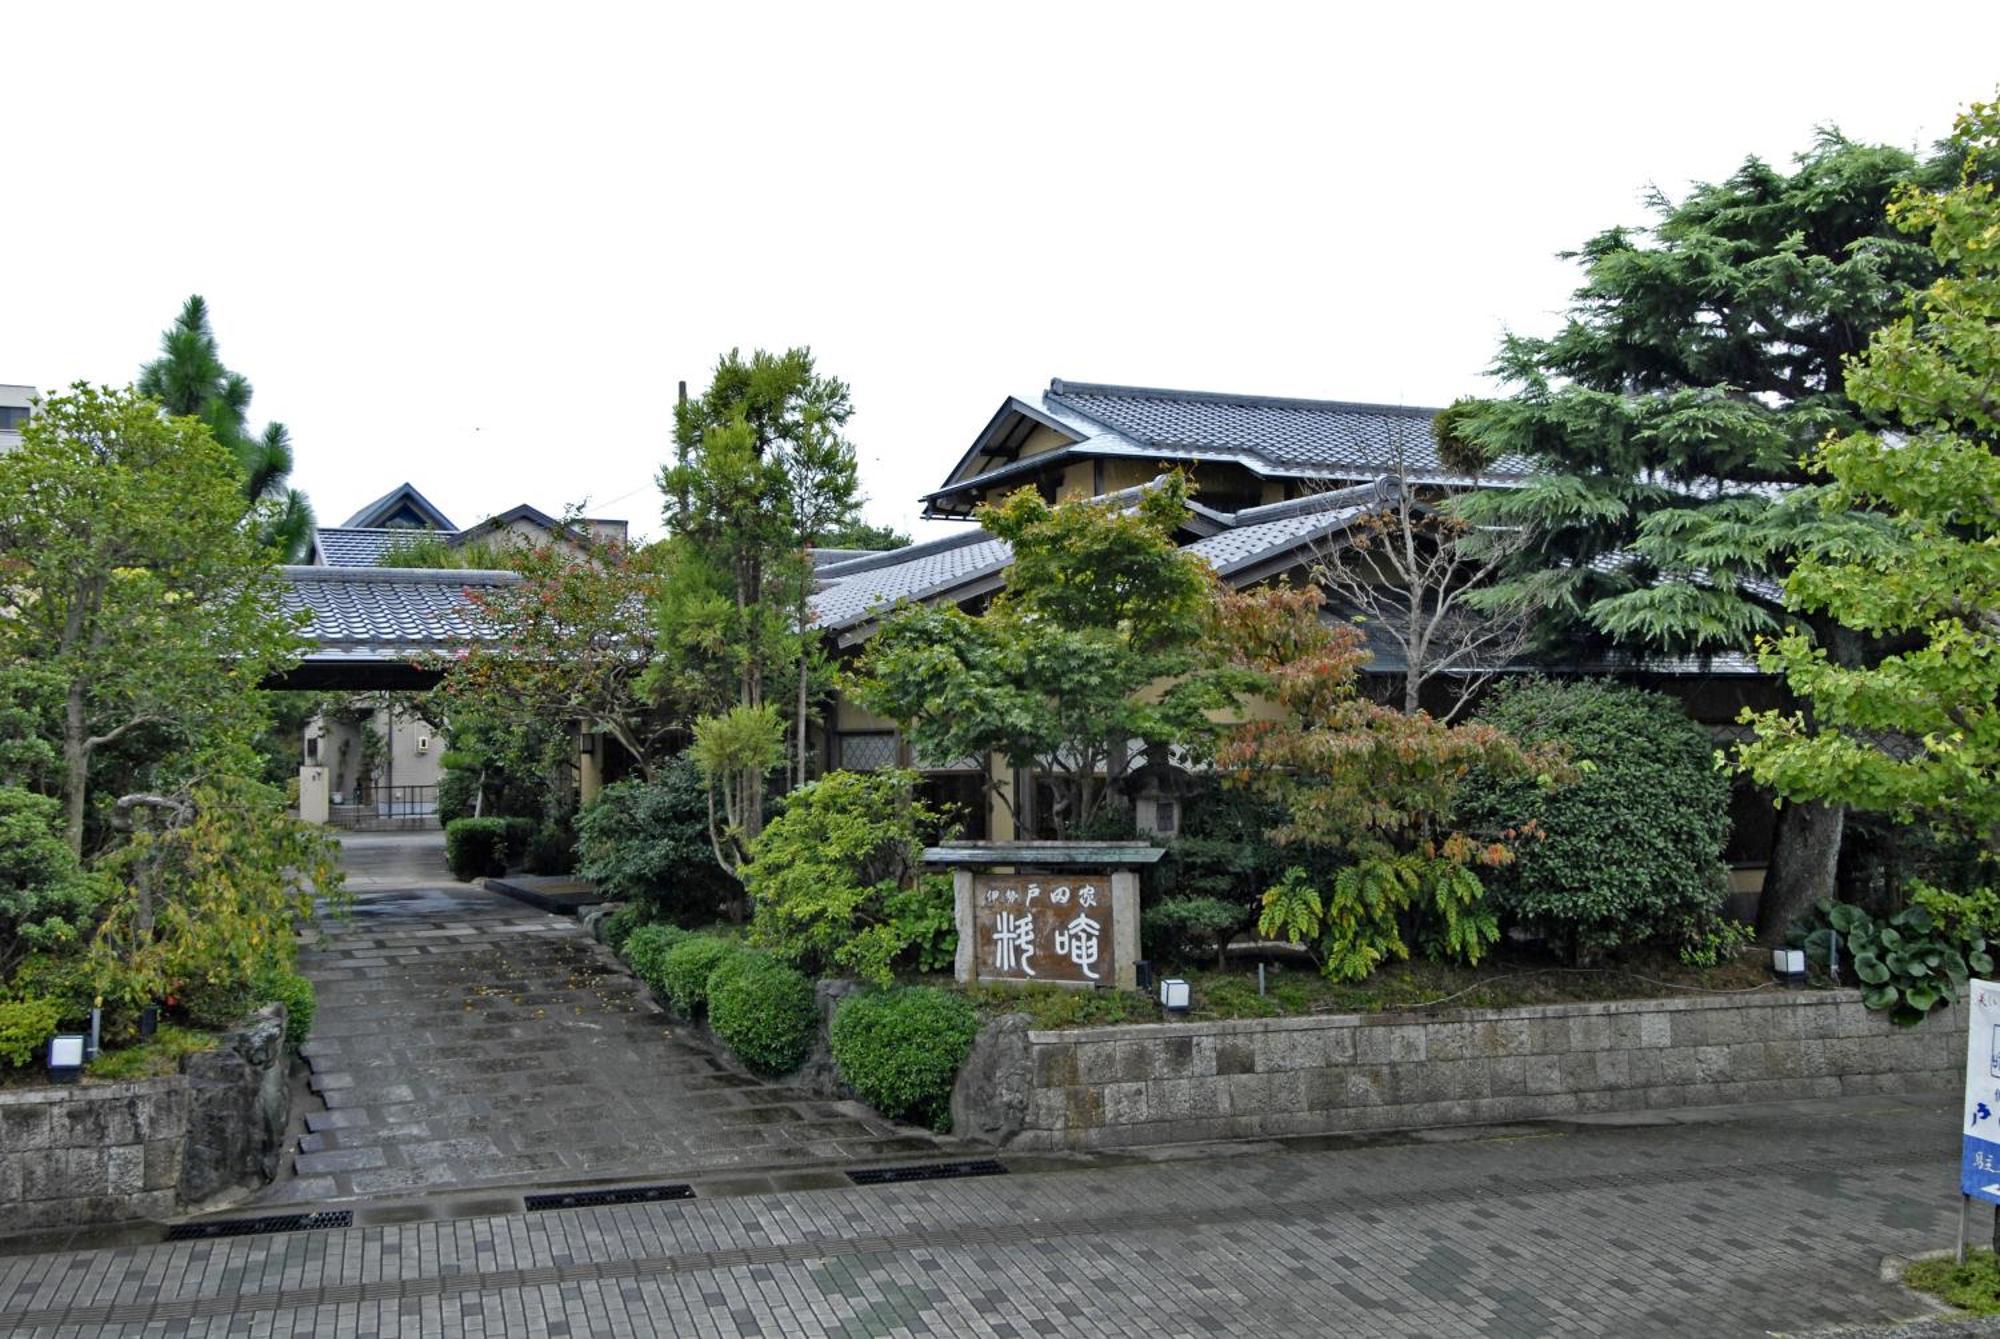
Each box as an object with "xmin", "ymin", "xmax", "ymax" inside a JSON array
[
  {"xmin": 1153, "ymin": 799, "xmax": 1178, "ymax": 835},
  {"xmin": 0, "ymin": 406, "xmax": 29, "ymax": 431}
]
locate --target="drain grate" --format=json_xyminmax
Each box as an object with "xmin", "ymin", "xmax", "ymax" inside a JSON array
[
  {"xmin": 166, "ymin": 1210, "xmax": 353, "ymax": 1241},
  {"xmin": 847, "ymin": 1159, "xmax": 1007, "ymax": 1186},
  {"xmin": 524, "ymin": 1183, "xmax": 695, "ymax": 1212}
]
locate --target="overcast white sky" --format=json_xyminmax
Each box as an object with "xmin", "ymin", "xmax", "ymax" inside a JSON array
[{"xmin": 4, "ymin": 3, "xmax": 1996, "ymax": 544}]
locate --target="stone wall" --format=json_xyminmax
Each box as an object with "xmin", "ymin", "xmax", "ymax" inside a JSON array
[
  {"xmin": 0, "ymin": 1005, "xmax": 290, "ymax": 1238},
  {"xmin": 953, "ymin": 990, "xmax": 1963, "ymax": 1151}
]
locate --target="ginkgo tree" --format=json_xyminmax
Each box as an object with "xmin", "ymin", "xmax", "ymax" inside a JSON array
[{"xmin": 1740, "ymin": 99, "xmax": 2000, "ymax": 864}]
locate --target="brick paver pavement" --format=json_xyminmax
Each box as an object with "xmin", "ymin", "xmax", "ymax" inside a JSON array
[
  {"xmin": 0, "ymin": 1093, "xmax": 1990, "ymax": 1336},
  {"xmin": 261, "ymin": 833, "xmax": 951, "ymax": 1204}
]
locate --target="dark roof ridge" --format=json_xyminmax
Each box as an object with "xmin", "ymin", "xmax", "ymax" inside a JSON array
[
  {"xmin": 1049, "ymin": 378, "xmax": 1443, "ymax": 420},
  {"xmin": 281, "ymin": 564, "xmax": 521, "ymax": 584},
  {"xmin": 813, "ymin": 525, "xmax": 998, "ymax": 579},
  {"xmin": 1225, "ymin": 478, "xmax": 1397, "ymax": 525}
]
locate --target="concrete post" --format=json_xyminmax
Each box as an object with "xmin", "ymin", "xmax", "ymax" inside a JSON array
[
  {"xmin": 578, "ymin": 741, "xmax": 603, "ymax": 807},
  {"xmin": 1110, "ymin": 870, "xmax": 1140, "ymax": 991},
  {"xmin": 953, "ymin": 869, "xmax": 976, "ymax": 985},
  {"xmin": 298, "ymin": 766, "xmax": 330, "ymax": 825}
]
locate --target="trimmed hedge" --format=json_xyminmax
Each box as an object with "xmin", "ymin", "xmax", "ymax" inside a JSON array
[
  {"xmin": 708, "ymin": 954, "xmax": 816, "ymax": 1076},
  {"xmin": 445, "ymin": 817, "xmax": 510, "ymax": 881},
  {"xmin": 657, "ymin": 935, "xmax": 739, "ymax": 1016},
  {"xmin": 1462, "ymin": 678, "xmax": 1732, "ymax": 960},
  {"xmin": 830, "ymin": 987, "xmax": 979, "ymax": 1130},
  {"xmin": 622, "ymin": 923, "xmax": 689, "ymax": 993}
]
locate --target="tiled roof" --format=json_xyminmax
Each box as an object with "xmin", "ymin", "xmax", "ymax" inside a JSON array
[
  {"xmin": 315, "ymin": 527, "xmax": 423, "ymax": 567},
  {"xmin": 1185, "ymin": 503, "xmax": 1373, "ymax": 580},
  {"xmin": 1045, "ymin": 380, "xmax": 1535, "ymax": 483},
  {"xmin": 811, "ymin": 530, "xmax": 1013, "ymax": 635},
  {"xmin": 281, "ymin": 566, "xmax": 516, "ymax": 659}
]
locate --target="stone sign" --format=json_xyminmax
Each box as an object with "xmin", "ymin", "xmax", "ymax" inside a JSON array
[
  {"xmin": 924, "ymin": 841, "xmax": 1162, "ymax": 992},
  {"xmin": 972, "ymin": 873, "xmax": 1114, "ymax": 985}
]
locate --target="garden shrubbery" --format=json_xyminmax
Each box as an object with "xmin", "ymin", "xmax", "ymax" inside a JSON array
[
  {"xmin": 1460, "ymin": 679, "xmax": 1733, "ymax": 962},
  {"xmin": 657, "ymin": 934, "xmax": 740, "ymax": 1016},
  {"xmin": 0, "ymin": 996, "xmax": 61, "ymax": 1068},
  {"xmin": 743, "ymin": 769, "xmax": 956, "ymax": 986},
  {"xmin": 1142, "ymin": 896, "xmax": 1249, "ymax": 968},
  {"xmin": 259, "ymin": 969, "xmax": 317, "ymax": 1050},
  {"xmin": 830, "ymin": 986, "xmax": 979, "ymax": 1130},
  {"xmin": 620, "ymin": 922, "xmax": 688, "ymax": 993},
  {"xmin": 444, "ymin": 817, "xmax": 511, "ymax": 881},
  {"xmin": 707, "ymin": 953, "xmax": 816, "ymax": 1075},
  {"xmin": 577, "ymin": 759, "xmax": 736, "ymax": 921}
]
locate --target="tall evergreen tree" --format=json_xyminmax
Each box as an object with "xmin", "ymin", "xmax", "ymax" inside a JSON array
[
  {"xmin": 138, "ymin": 296, "xmax": 315, "ymax": 561},
  {"xmin": 1441, "ymin": 131, "xmax": 1956, "ymax": 937},
  {"xmin": 654, "ymin": 348, "xmax": 861, "ymax": 867}
]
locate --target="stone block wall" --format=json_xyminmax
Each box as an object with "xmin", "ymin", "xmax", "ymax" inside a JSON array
[
  {"xmin": 955, "ymin": 990, "xmax": 1963, "ymax": 1151},
  {"xmin": 0, "ymin": 1080, "xmax": 188, "ymax": 1233},
  {"xmin": 0, "ymin": 1005, "xmax": 289, "ymax": 1238}
]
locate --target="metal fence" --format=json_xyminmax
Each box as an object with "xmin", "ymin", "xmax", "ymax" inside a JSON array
[{"xmin": 328, "ymin": 784, "xmax": 439, "ymax": 830}]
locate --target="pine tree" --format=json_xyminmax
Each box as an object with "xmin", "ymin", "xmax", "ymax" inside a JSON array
[
  {"xmin": 138, "ymin": 296, "xmax": 316, "ymax": 561},
  {"xmin": 1441, "ymin": 130, "xmax": 1957, "ymax": 937}
]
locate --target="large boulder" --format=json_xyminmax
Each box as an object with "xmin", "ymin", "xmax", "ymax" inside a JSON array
[{"xmin": 179, "ymin": 1004, "xmax": 290, "ymax": 1206}]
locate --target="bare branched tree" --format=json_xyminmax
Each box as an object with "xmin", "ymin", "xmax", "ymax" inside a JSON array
[{"xmin": 1307, "ymin": 424, "xmax": 1541, "ymax": 721}]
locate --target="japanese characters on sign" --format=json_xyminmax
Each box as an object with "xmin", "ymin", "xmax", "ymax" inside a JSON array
[
  {"xmin": 1963, "ymin": 980, "xmax": 2000, "ymax": 1205},
  {"xmin": 973, "ymin": 873, "xmax": 1113, "ymax": 986}
]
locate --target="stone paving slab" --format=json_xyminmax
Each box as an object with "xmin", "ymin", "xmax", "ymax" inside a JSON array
[
  {"xmin": 255, "ymin": 833, "xmax": 953, "ymax": 1205},
  {"xmin": 0, "ymin": 1095, "xmax": 1981, "ymax": 1336}
]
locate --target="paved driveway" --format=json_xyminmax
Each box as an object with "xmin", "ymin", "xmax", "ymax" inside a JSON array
[
  {"xmin": 0, "ymin": 1094, "xmax": 1985, "ymax": 1336},
  {"xmin": 263, "ymin": 832, "xmax": 952, "ymax": 1204}
]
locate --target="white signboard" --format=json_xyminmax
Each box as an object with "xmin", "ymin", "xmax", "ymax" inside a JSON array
[{"xmin": 1962, "ymin": 979, "xmax": 2000, "ymax": 1205}]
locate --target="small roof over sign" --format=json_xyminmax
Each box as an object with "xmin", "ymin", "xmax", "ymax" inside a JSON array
[{"xmin": 922, "ymin": 841, "xmax": 1166, "ymax": 867}]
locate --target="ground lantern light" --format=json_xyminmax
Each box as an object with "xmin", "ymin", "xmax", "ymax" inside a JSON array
[
  {"xmin": 1770, "ymin": 947, "xmax": 1807, "ymax": 988},
  {"xmin": 47, "ymin": 1033, "xmax": 85, "ymax": 1084},
  {"xmin": 1159, "ymin": 978, "xmax": 1191, "ymax": 1014}
]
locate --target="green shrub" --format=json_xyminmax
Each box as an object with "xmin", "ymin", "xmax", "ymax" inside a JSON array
[
  {"xmin": 1142, "ymin": 896, "xmax": 1250, "ymax": 968},
  {"xmin": 1460, "ymin": 679, "xmax": 1731, "ymax": 961},
  {"xmin": 435, "ymin": 766, "xmax": 479, "ymax": 826},
  {"xmin": 577, "ymin": 761, "xmax": 737, "ymax": 920},
  {"xmin": 1149, "ymin": 778, "xmax": 1295, "ymax": 912},
  {"xmin": 258, "ymin": 969, "xmax": 317, "ymax": 1050},
  {"xmin": 1, "ymin": 785, "xmax": 113, "ymax": 977},
  {"xmin": 743, "ymin": 769, "xmax": 955, "ymax": 985},
  {"xmin": 444, "ymin": 818, "xmax": 509, "ymax": 881},
  {"xmin": 600, "ymin": 900, "xmax": 652, "ymax": 953},
  {"xmin": 830, "ymin": 987, "xmax": 980, "ymax": 1129},
  {"xmin": 622, "ymin": 922, "xmax": 689, "ymax": 992},
  {"xmin": 502, "ymin": 817, "xmax": 537, "ymax": 866},
  {"xmin": 708, "ymin": 955, "xmax": 816, "ymax": 1076},
  {"xmin": 0, "ymin": 996, "xmax": 60, "ymax": 1068},
  {"xmin": 657, "ymin": 935, "xmax": 739, "ymax": 1015},
  {"xmin": 524, "ymin": 819, "xmax": 574, "ymax": 875}
]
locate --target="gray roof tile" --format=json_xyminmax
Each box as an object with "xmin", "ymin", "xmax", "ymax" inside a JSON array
[
  {"xmin": 811, "ymin": 531, "xmax": 1012, "ymax": 632},
  {"xmin": 1045, "ymin": 380, "xmax": 1534, "ymax": 483},
  {"xmin": 315, "ymin": 527, "xmax": 423, "ymax": 566},
  {"xmin": 281, "ymin": 566, "xmax": 516, "ymax": 658}
]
